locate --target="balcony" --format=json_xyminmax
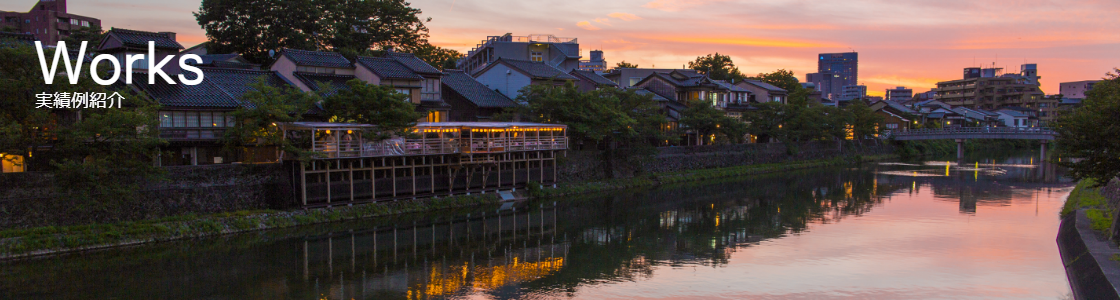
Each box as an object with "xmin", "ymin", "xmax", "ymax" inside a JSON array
[{"xmin": 159, "ymin": 128, "xmax": 226, "ymax": 141}]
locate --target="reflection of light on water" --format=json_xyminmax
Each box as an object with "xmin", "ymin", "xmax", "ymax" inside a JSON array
[
  {"xmin": 879, "ymin": 162, "xmax": 923, "ymax": 166},
  {"xmin": 877, "ymin": 168, "xmax": 1007, "ymax": 177},
  {"xmin": 410, "ymin": 257, "xmax": 566, "ymax": 298}
]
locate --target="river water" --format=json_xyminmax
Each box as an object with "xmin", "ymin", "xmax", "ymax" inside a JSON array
[{"xmin": 1, "ymin": 152, "xmax": 1075, "ymax": 299}]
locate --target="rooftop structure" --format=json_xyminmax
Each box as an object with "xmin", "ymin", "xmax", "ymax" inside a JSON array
[
  {"xmin": 0, "ymin": 0, "xmax": 100, "ymax": 44},
  {"xmin": 886, "ymin": 86, "xmax": 913, "ymax": 102},
  {"xmin": 579, "ymin": 50, "xmax": 607, "ymax": 73},
  {"xmin": 457, "ymin": 33, "xmax": 581, "ymax": 75}
]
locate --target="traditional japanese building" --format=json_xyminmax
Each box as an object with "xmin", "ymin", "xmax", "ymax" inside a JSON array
[
  {"xmin": 471, "ymin": 58, "xmax": 578, "ymax": 99},
  {"xmin": 568, "ymin": 69, "xmax": 618, "ymax": 92},
  {"xmin": 441, "ymin": 70, "xmax": 519, "ymax": 121}
]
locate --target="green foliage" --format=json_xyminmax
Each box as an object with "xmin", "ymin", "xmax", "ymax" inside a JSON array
[
  {"xmin": 409, "ymin": 43, "xmax": 463, "ymax": 70},
  {"xmin": 510, "ymin": 83, "xmax": 672, "ymax": 177},
  {"xmin": 321, "ymin": 79, "xmax": 423, "ymax": 138},
  {"xmin": 195, "ymin": 0, "xmax": 431, "ymax": 64},
  {"xmin": 1055, "ymin": 69, "xmax": 1120, "ymax": 187},
  {"xmin": 615, "ymin": 61, "xmax": 638, "ymax": 69},
  {"xmin": 223, "ymin": 79, "xmax": 318, "ymax": 162},
  {"xmin": 60, "ymin": 25, "xmax": 105, "ymax": 49},
  {"xmin": 1088, "ymin": 209, "xmax": 1113, "ymax": 232},
  {"xmin": 680, "ymin": 101, "xmax": 748, "ymax": 144},
  {"xmin": 1061, "ymin": 179, "xmax": 1109, "ymax": 217},
  {"xmin": 845, "ymin": 99, "xmax": 884, "ymax": 143},
  {"xmin": 688, "ymin": 53, "xmax": 745, "ymax": 81}
]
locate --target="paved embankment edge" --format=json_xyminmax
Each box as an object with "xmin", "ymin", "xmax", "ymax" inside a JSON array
[
  {"xmin": 1058, "ymin": 208, "xmax": 1120, "ymax": 300},
  {"xmin": 0, "ymin": 154, "xmax": 894, "ymax": 260}
]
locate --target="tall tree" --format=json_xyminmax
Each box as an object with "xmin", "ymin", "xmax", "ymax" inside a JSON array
[
  {"xmin": 688, "ymin": 53, "xmax": 745, "ymax": 81},
  {"xmin": 511, "ymin": 83, "xmax": 670, "ymax": 177},
  {"xmin": 61, "ymin": 25, "xmax": 105, "ymax": 48},
  {"xmin": 409, "ymin": 43, "xmax": 463, "ymax": 70},
  {"xmin": 743, "ymin": 102, "xmax": 790, "ymax": 144},
  {"xmin": 195, "ymin": 0, "xmax": 431, "ymax": 64},
  {"xmin": 680, "ymin": 101, "xmax": 748, "ymax": 145},
  {"xmin": 1056, "ymin": 69, "xmax": 1120, "ymax": 187},
  {"xmin": 844, "ymin": 99, "xmax": 883, "ymax": 144},
  {"xmin": 223, "ymin": 80, "xmax": 318, "ymax": 162},
  {"xmin": 755, "ymin": 69, "xmax": 809, "ymax": 104},
  {"xmin": 321, "ymin": 79, "xmax": 423, "ymax": 137},
  {"xmin": 615, "ymin": 61, "xmax": 638, "ymax": 69}
]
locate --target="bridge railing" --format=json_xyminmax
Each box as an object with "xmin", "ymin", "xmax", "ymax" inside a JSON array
[{"xmin": 883, "ymin": 127, "xmax": 1056, "ymax": 138}]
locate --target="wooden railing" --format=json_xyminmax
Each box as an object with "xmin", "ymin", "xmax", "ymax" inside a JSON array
[{"xmin": 311, "ymin": 137, "xmax": 568, "ymax": 158}]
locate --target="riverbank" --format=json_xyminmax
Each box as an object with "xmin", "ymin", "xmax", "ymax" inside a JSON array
[
  {"xmin": 0, "ymin": 153, "xmax": 894, "ymax": 260},
  {"xmin": 1058, "ymin": 179, "xmax": 1120, "ymax": 300}
]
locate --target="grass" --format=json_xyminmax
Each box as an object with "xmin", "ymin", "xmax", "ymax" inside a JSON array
[
  {"xmin": 0, "ymin": 153, "xmax": 896, "ymax": 260},
  {"xmin": 1062, "ymin": 179, "xmax": 1114, "ymax": 234}
]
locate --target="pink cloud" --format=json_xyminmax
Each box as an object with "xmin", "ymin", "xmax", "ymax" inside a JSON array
[
  {"xmin": 576, "ymin": 21, "xmax": 601, "ymax": 31},
  {"xmin": 608, "ymin": 12, "xmax": 642, "ymax": 21},
  {"xmin": 642, "ymin": 0, "xmax": 726, "ymax": 12}
]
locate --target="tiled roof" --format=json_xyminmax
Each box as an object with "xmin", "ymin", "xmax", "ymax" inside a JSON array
[
  {"xmin": 882, "ymin": 100, "xmax": 917, "ymax": 114},
  {"xmin": 356, "ymin": 56, "xmax": 423, "ymax": 80},
  {"xmin": 106, "ymin": 28, "xmax": 183, "ymax": 49},
  {"xmin": 294, "ymin": 72, "xmax": 356, "ymax": 97},
  {"xmin": 387, "ymin": 52, "xmax": 442, "ymax": 75},
  {"xmin": 570, "ymin": 70, "xmax": 617, "ymax": 86},
  {"xmin": 280, "ymin": 49, "xmax": 352, "ymax": 68},
  {"xmin": 442, "ymin": 70, "xmax": 518, "ymax": 108},
  {"xmin": 135, "ymin": 68, "xmax": 291, "ymax": 108},
  {"xmin": 631, "ymin": 88, "xmax": 670, "ymax": 102},
  {"xmin": 713, "ymin": 80, "xmax": 750, "ymax": 93},
  {"xmin": 495, "ymin": 58, "xmax": 577, "ymax": 80},
  {"xmin": 741, "ymin": 80, "xmax": 786, "ymax": 92},
  {"xmin": 193, "ymin": 54, "xmax": 241, "ymax": 65}
]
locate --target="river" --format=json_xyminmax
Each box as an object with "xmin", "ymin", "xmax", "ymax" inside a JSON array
[{"xmin": 0, "ymin": 152, "xmax": 1075, "ymax": 299}]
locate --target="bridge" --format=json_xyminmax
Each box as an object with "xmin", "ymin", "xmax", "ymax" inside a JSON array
[{"xmin": 883, "ymin": 127, "xmax": 1057, "ymax": 162}]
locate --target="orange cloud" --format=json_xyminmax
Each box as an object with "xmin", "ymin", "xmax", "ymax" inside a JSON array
[
  {"xmin": 608, "ymin": 12, "xmax": 642, "ymax": 21},
  {"xmin": 643, "ymin": 0, "xmax": 725, "ymax": 12},
  {"xmin": 594, "ymin": 18, "xmax": 612, "ymax": 25},
  {"xmin": 576, "ymin": 21, "xmax": 601, "ymax": 31},
  {"xmin": 648, "ymin": 36, "xmax": 839, "ymax": 48}
]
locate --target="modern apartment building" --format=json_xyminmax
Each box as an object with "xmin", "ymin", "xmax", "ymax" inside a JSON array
[
  {"xmin": 885, "ymin": 86, "xmax": 913, "ymax": 102},
  {"xmin": 933, "ymin": 64, "xmax": 1057, "ymax": 123},
  {"xmin": 1059, "ymin": 80, "xmax": 1099, "ymax": 99},
  {"xmin": 457, "ymin": 33, "xmax": 581, "ymax": 75},
  {"xmin": 579, "ymin": 50, "xmax": 607, "ymax": 73},
  {"xmin": 806, "ymin": 72, "xmax": 844, "ymax": 100},
  {"xmin": 839, "ymin": 85, "xmax": 867, "ymax": 102},
  {"xmin": 816, "ymin": 52, "xmax": 858, "ymax": 89},
  {"xmin": 0, "ymin": 0, "xmax": 100, "ymax": 44}
]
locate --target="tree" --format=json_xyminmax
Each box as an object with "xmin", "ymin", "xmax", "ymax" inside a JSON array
[
  {"xmin": 754, "ymin": 69, "xmax": 809, "ymax": 105},
  {"xmin": 61, "ymin": 25, "xmax": 105, "ymax": 48},
  {"xmin": 688, "ymin": 53, "xmax": 745, "ymax": 81},
  {"xmin": 1056, "ymin": 69, "xmax": 1120, "ymax": 187},
  {"xmin": 409, "ymin": 43, "xmax": 463, "ymax": 70},
  {"xmin": 844, "ymin": 99, "xmax": 883, "ymax": 144},
  {"xmin": 615, "ymin": 61, "xmax": 638, "ymax": 69},
  {"xmin": 742, "ymin": 102, "xmax": 789, "ymax": 144},
  {"xmin": 223, "ymin": 79, "xmax": 318, "ymax": 162},
  {"xmin": 511, "ymin": 83, "xmax": 670, "ymax": 177},
  {"xmin": 195, "ymin": 0, "xmax": 430, "ymax": 64},
  {"xmin": 321, "ymin": 79, "xmax": 423, "ymax": 137},
  {"xmin": 680, "ymin": 101, "xmax": 748, "ymax": 145}
]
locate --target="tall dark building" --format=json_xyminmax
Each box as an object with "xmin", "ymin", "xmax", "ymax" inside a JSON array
[
  {"xmin": 816, "ymin": 52, "xmax": 858, "ymax": 87},
  {"xmin": 0, "ymin": 0, "xmax": 101, "ymax": 44}
]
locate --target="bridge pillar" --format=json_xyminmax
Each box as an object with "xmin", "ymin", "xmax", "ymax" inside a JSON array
[
  {"xmin": 956, "ymin": 139, "xmax": 964, "ymax": 164},
  {"xmin": 1040, "ymin": 141, "xmax": 1048, "ymax": 161}
]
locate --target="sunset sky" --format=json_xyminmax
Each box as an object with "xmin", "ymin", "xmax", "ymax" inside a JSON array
[{"xmin": 7, "ymin": 0, "xmax": 1119, "ymax": 96}]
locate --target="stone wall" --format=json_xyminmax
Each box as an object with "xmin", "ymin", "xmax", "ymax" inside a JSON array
[
  {"xmin": 558, "ymin": 140, "xmax": 893, "ymax": 182},
  {"xmin": 0, "ymin": 164, "xmax": 293, "ymax": 228}
]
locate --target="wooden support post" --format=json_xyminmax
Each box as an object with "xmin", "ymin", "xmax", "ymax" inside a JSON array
[
  {"xmin": 326, "ymin": 161, "xmax": 332, "ymax": 205},
  {"xmin": 300, "ymin": 162, "xmax": 307, "ymax": 206},
  {"xmin": 349, "ymin": 160, "xmax": 355, "ymax": 202},
  {"xmin": 392, "ymin": 158, "xmax": 397, "ymax": 198}
]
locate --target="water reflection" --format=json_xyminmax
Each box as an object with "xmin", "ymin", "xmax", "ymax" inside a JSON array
[{"xmin": 0, "ymin": 154, "xmax": 1072, "ymax": 299}]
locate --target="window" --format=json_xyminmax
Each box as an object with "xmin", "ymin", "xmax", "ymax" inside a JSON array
[
  {"xmin": 185, "ymin": 112, "xmax": 199, "ymax": 127},
  {"xmin": 173, "ymin": 111, "xmax": 186, "ymax": 127},
  {"xmin": 160, "ymin": 112, "xmax": 172, "ymax": 127},
  {"xmin": 395, "ymin": 88, "xmax": 411, "ymax": 95},
  {"xmin": 200, "ymin": 112, "xmax": 213, "ymax": 128},
  {"xmin": 70, "ymin": 19, "xmax": 78, "ymax": 25},
  {"xmin": 426, "ymin": 111, "xmax": 442, "ymax": 122},
  {"xmin": 530, "ymin": 51, "xmax": 543, "ymax": 62},
  {"xmin": 81, "ymin": 20, "xmax": 89, "ymax": 27},
  {"xmin": 629, "ymin": 77, "xmax": 641, "ymax": 87},
  {"xmin": 885, "ymin": 124, "xmax": 899, "ymax": 129}
]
